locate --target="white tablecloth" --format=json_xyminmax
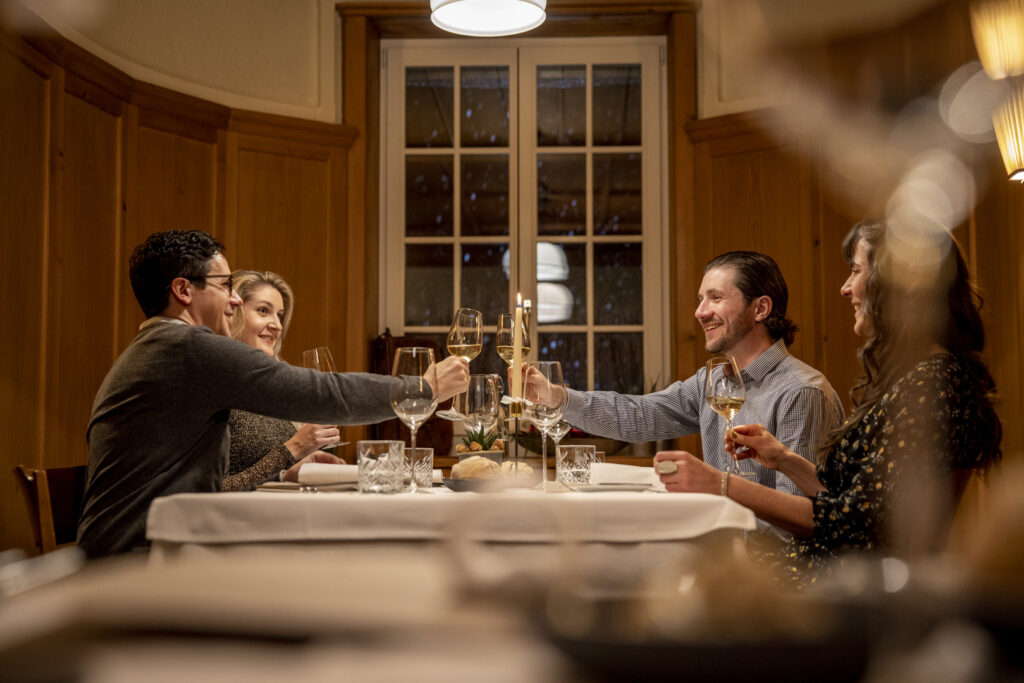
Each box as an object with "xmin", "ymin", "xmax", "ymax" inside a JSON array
[{"xmin": 146, "ymin": 489, "xmax": 754, "ymax": 547}]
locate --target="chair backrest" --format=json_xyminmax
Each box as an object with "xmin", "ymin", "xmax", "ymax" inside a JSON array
[{"xmin": 14, "ymin": 465, "xmax": 88, "ymax": 554}]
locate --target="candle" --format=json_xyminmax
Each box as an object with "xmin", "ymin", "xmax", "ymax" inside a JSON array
[{"xmin": 512, "ymin": 293, "xmax": 523, "ymax": 400}]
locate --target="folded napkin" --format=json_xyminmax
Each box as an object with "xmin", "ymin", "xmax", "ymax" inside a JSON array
[
  {"xmin": 297, "ymin": 463, "xmax": 358, "ymax": 485},
  {"xmin": 589, "ymin": 462, "xmax": 666, "ymax": 492}
]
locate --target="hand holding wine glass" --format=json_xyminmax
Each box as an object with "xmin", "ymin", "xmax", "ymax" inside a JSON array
[
  {"xmin": 705, "ymin": 355, "xmax": 750, "ymax": 477},
  {"xmin": 523, "ymin": 361, "xmax": 564, "ymax": 490},
  {"xmin": 390, "ymin": 347, "xmax": 439, "ymax": 492}
]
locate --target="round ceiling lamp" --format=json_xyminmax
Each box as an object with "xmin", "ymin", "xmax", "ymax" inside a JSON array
[{"xmin": 430, "ymin": 0, "xmax": 547, "ymax": 37}]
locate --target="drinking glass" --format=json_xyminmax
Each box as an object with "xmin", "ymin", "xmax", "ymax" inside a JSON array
[
  {"xmin": 523, "ymin": 360, "xmax": 564, "ymax": 490},
  {"xmin": 495, "ymin": 312, "xmax": 531, "ymax": 367},
  {"xmin": 447, "ymin": 308, "xmax": 483, "ymax": 362},
  {"xmin": 705, "ymin": 355, "xmax": 749, "ymax": 477},
  {"xmin": 302, "ymin": 346, "xmax": 341, "ymax": 451},
  {"xmin": 357, "ymin": 440, "xmax": 405, "ymax": 493},
  {"xmin": 390, "ymin": 347, "xmax": 439, "ymax": 492},
  {"xmin": 556, "ymin": 444, "xmax": 595, "ymax": 486}
]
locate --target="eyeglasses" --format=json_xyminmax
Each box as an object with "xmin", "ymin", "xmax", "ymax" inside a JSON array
[{"xmin": 189, "ymin": 273, "xmax": 234, "ymax": 292}]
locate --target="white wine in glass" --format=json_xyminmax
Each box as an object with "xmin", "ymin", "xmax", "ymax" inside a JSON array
[
  {"xmin": 390, "ymin": 347, "xmax": 439, "ymax": 492},
  {"xmin": 705, "ymin": 355, "xmax": 750, "ymax": 477},
  {"xmin": 495, "ymin": 312, "xmax": 530, "ymax": 366},
  {"xmin": 447, "ymin": 308, "xmax": 483, "ymax": 362}
]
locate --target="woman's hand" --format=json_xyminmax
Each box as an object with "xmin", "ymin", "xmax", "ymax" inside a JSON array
[
  {"xmin": 521, "ymin": 365, "xmax": 564, "ymax": 408},
  {"xmin": 428, "ymin": 356, "xmax": 470, "ymax": 402},
  {"xmin": 283, "ymin": 450, "xmax": 345, "ymax": 482},
  {"xmin": 725, "ymin": 424, "xmax": 790, "ymax": 471},
  {"xmin": 652, "ymin": 451, "xmax": 721, "ymax": 494},
  {"xmin": 285, "ymin": 423, "xmax": 340, "ymax": 459}
]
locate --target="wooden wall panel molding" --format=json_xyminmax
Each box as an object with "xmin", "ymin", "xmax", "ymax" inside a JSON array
[{"xmin": 229, "ymin": 109, "xmax": 358, "ymax": 149}]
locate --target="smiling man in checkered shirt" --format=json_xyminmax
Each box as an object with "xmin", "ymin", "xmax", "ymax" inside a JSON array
[{"xmin": 525, "ymin": 251, "xmax": 844, "ymax": 540}]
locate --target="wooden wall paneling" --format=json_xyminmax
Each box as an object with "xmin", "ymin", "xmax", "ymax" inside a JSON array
[
  {"xmin": 973, "ymin": 159, "xmax": 1024, "ymax": 463},
  {"xmin": 340, "ymin": 15, "xmax": 380, "ymax": 449},
  {"xmin": 44, "ymin": 86, "xmax": 123, "ymax": 463},
  {"xmin": 666, "ymin": 10, "xmax": 699, "ymax": 457},
  {"xmin": 0, "ymin": 35, "xmax": 55, "ymax": 552},
  {"xmin": 228, "ymin": 134, "xmax": 336, "ymax": 362}
]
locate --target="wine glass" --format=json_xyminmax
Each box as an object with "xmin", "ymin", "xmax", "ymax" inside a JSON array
[
  {"xmin": 495, "ymin": 312, "xmax": 530, "ymax": 367},
  {"xmin": 460, "ymin": 374, "xmax": 500, "ymax": 434},
  {"xmin": 302, "ymin": 346, "xmax": 336, "ymax": 373},
  {"xmin": 438, "ymin": 308, "xmax": 484, "ymax": 421},
  {"xmin": 704, "ymin": 355, "xmax": 749, "ymax": 477},
  {"xmin": 447, "ymin": 308, "xmax": 483, "ymax": 362},
  {"xmin": 302, "ymin": 347, "xmax": 341, "ymax": 452},
  {"xmin": 548, "ymin": 419, "xmax": 571, "ymax": 450},
  {"xmin": 390, "ymin": 347, "xmax": 439, "ymax": 492},
  {"xmin": 523, "ymin": 360, "xmax": 564, "ymax": 490}
]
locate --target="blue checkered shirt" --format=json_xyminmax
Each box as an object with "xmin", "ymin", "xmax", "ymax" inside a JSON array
[{"xmin": 563, "ymin": 339, "xmax": 845, "ymax": 539}]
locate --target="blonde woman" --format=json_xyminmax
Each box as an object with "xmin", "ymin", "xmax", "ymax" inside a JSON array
[{"xmin": 222, "ymin": 270, "xmax": 342, "ymax": 491}]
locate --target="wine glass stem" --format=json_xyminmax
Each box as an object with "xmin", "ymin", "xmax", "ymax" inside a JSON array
[
  {"xmin": 726, "ymin": 419, "xmax": 739, "ymax": 475},
  {"xmin": 410, "ymin": 425, "xmax": 418, "ymax": 492},
  {"xmin": 541, "ymin": 432, "xmax": 547, "ymax": 490}
]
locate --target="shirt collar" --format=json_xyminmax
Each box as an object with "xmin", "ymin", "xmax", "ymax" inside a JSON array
[
  {"xmin": 139, "ymin": 316, "xmax": 189, "ymax": 331},
  {"xmin": 741, "ymin": 338, "xmax": 788, "ymax": 383}
]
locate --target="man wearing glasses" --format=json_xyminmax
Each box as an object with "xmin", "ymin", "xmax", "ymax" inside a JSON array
[{"xmin": 79, "ymin": 230, "xmax": 469, "ymax": 559}]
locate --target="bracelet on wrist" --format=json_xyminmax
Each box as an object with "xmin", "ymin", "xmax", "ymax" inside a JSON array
[{"xmin": 720, "ymin": 470, "xmax": 729, "ymax": 497}]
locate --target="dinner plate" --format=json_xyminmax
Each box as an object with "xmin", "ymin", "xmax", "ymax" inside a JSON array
[{"xmin": 442, "ymin": 477, "xmax": 503, "ymax": 492}]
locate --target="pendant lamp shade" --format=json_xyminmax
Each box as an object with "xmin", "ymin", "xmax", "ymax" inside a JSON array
[
  {"xmin": 971, "ymin": 0, "xmax": 1024, "ymax": 79},
  {"xmin": 994, "ymin": 83, "xmax": 1024, "ymax": 181},
  {"xmin": 430, "ymin": 0, "xmax": 547, "ymax": 37}
]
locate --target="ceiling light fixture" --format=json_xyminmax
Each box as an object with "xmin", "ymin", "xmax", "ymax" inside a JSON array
[
  {"xmin": 971, "ymin": 0, "xmax": 1024, "ymax": 79},
  {"xmin": 430, "ymin": 0, "xmax": 547, "ymax": 37},
  {"xmin": 994, "ymin": 82, "xmax": 1024, "ymax": 181}
]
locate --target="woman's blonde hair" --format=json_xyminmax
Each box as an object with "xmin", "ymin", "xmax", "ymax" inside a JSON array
[{"xmin": 229, "ymin": 270, "xmax": 295, "ymax": 358}]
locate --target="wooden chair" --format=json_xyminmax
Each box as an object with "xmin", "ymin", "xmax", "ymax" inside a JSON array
[{"xmin": 14, "ymin": 465, "xmax": 88, "ymax": 554}]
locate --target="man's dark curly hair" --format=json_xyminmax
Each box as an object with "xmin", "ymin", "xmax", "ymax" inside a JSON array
[
  {"xmin": 129, "ymin": 230, "xmax": 225, "ymax": 318},
  {"xmin": 704, "ymin": 251, "xmax": 799, "ymax": 346}
]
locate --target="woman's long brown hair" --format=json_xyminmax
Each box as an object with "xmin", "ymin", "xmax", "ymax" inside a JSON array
[{"xmin": 817, "ymin": 219, "xmax": 1001, "ymax": 469}]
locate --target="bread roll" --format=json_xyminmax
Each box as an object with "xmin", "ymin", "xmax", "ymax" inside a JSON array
[
  {"xmin": 501, "ymin": 461, "xmax": 534, "ymax": 478},
  {"xmin": 452, "ymin": 455, "xmax": 501, "ymax": 480}
]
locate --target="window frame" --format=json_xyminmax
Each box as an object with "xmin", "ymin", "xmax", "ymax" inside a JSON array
[{"xmin": 380, "ymin": 36, "xmax": 670, "ymax": 393}]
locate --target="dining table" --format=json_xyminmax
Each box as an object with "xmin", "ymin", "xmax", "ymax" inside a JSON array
[{"xmin": 146, "ymin": 486, "xmax": 756, "ymax": 591}]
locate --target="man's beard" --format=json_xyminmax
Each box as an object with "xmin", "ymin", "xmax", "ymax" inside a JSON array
[{"xmin": 704, "ymin": 315, "xmax": 756, "ymax": 355}]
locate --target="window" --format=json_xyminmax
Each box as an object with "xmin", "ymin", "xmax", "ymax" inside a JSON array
[{"xmin": 382, "ymin": 38, "xmax": 668, "ymax": 394}]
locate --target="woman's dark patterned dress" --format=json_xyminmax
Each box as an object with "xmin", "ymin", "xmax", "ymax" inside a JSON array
[{"xmin": 780, "ymin": 354, "xmax": 990, "ymax": 587}]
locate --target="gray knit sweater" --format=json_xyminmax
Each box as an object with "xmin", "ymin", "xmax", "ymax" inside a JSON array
[{"xmin": 79, "ymin": 321, "xmax": 396, "ymax": 557}]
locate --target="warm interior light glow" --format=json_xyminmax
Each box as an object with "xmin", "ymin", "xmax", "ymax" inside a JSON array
[
  {"xmin": 971, "ymin": 0, "xmax": 1024, "ymax": 79},
  {"xmin": 994, "ymin": 83, "xmax": 1024, "ymax": 179},
  {"xmin": 430, "ymin": 0, "xmax": 546, "ymax": 37}
]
